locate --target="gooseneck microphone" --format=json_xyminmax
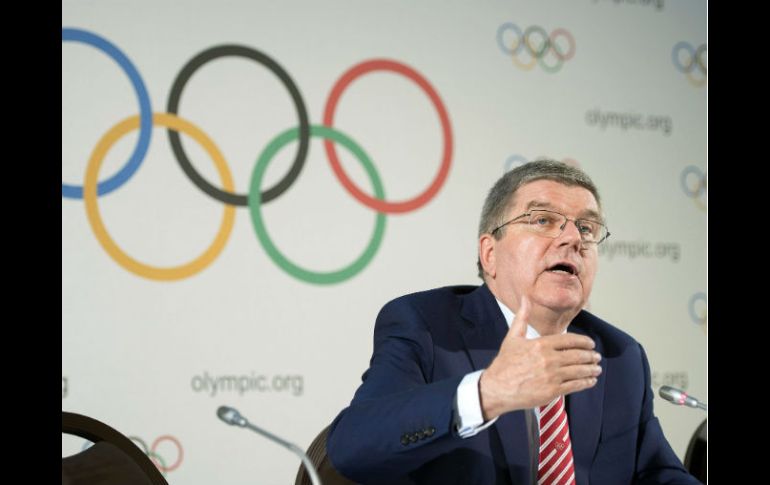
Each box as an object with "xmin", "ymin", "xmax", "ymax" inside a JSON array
[
  {"xmin": 658, "ymin": 385, "xmax": 708, "ymax": 411},
  {"xmin": 217, "ymin": 405, "xmax": 322, "ymax": 485}
]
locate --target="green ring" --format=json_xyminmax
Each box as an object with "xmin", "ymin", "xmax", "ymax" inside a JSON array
[
  {"xmin": 147, "ymin": 451, "xmax": 168, "ymax": 474},
  {"xmin": 538, "ymin": 49, "xmax": 564, "ymax": 74},
  {"xmin": 249, "ymin": 124, "xmax": 386, "ymax": 284}
]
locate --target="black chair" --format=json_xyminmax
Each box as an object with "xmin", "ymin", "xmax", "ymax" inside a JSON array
[
  {"xmin": 295, "ymin": 425, "xmax": 358, "ymax": 485},
  {"xmin": 62, "ymin": 411, "xmax": 168, "ymax": 485},
  {"xmin": 684, "ymin": 418, "xmax": 707, "ymax": 484}
]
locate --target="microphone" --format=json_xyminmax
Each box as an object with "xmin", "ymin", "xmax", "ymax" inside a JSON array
[
  {"xmin": 658, "ymin": 385, "xmax": 707, "ymax": 411},
  {"xmin": 217, "ymin": 405, "xmax": 322, "ymax": 485}
]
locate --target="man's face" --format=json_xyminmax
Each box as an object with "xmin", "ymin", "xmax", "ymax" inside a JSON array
[{"xmin": 481, "ymin": 179, "xmax": 601, "ymax": 316}]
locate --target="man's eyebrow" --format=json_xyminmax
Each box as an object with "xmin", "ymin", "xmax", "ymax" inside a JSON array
[
  {"xmin": 524, "ymin": 200, "xmax": 603, "ymax": 221},
  {"xmin": 580, "ymin": 209, "xmax": 603, "ymax": 222},
  {"xmin": 524, "ymin": 200, "xmax": 553, "ymax": 210}
]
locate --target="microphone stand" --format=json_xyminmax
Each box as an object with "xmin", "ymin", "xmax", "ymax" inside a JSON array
[
  {"xmin": 218, "ymin": 406, "xmax": 322, "ymax": 485},
  {"xmin": 242, "ymin": 420, "xmax": 322, "ymax": 485}
]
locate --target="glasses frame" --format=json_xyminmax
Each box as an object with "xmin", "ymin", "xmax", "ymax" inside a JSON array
[{"xmin": 490, "ymin": 209, "xmax": 611, "ymax": 245}]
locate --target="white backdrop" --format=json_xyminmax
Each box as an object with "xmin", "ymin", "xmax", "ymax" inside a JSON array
[{"xmin": 62, "ymin": 1, "xmax": 707, "ymax": 483}]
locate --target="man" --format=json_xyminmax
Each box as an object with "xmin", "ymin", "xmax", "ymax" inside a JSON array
[{"xmin": 326, "ymin": 160, "xmax": 700, "ymax": 484}]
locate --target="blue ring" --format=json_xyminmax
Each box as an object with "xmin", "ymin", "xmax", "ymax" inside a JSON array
[
  {"xmin": 62, "ymin": 28, "xmax": 152, "ymax": 199},
  {"xmin": 496, "ymin": 23, "xmax": 524, "ymax": 56},
  {"xmin": 680, "ymin": 165, "xmax": 706, "ymax": 198},
  {"xmin": 671, "ymin": 41, "xmax": 696, "ymax": 73},
  {"xmin": 504, "ymin": 154, "xmax": 528, "ymax": 172},
  {"xmin": 688, "ymin": 292, "xmax": 707, "ymax": 324}
]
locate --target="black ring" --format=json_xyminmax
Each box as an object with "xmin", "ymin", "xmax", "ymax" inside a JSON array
[
  {"xmin": 695, "ymin": 44, "xmax": 707, "ymax": 74},
  {"xmin": 166, "ymin": 45, "xmax": 310, "ymax": 205},
  {"xmin": 523, "ymin": 26, "xmax": 550, "ymax": 59}
]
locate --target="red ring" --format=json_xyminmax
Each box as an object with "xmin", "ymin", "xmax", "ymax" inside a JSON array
[
  {"xmin": 151, "ymin": 434, "xmax": 184, "ymax": 472},
  {"xmin": 323, "ymin": 59, "xmax": 453, "ymax": 214}
]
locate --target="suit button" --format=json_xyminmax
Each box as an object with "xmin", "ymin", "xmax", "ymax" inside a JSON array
[
  {"xmin": 400, "ymin": 434, "xmax": 410, "ymax": 446},
  {"xmin": 426, "ymin": 427, "xmax": 436, "ymax": 437},
  {"xmin": 409, "ymin": 433, "xmax": 419, "ymax": 443},
  {"xmin": 417, "ymin": 430, "xmax": 427, "ymax": 440}
]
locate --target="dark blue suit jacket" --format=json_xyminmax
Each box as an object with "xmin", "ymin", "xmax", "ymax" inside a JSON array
[{"xmin": 327, "ymin": 285, "xmax": 700, "ymax": 484}]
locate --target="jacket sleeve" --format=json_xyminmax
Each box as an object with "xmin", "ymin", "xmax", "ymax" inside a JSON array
[{"xmin": 326, "ymin": 297, "xmax": 468, "ymax": 483}]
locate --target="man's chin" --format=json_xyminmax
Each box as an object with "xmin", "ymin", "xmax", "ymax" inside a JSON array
[{"xmin": 537, "ymin": 294, "xmax": 585, "ymax": 315}]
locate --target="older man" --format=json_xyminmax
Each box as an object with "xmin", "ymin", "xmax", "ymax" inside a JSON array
[{"xmin": 326, "ymin": 160, "xmax": 700, "ymax": 484}]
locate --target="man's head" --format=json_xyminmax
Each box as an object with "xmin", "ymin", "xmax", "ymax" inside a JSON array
[{"xmin": 477, "ymin": 160, "xmax": 607, "ymax": 325}]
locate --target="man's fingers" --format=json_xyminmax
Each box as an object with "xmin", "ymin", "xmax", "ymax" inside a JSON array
[
  {"xmin": 557, "ymin": 348, "xmax": 602, "ymax": 366},
  {"xmin": 550, "ymin": 332, "xmax": 597, "ymax": 351},
  {"xmin": 560, "ymin": 376, "xmax": 600, "ymax": 396},
  {"xmin": 558, "ymin": 363, "xmax": 603, "ymax": 382}
]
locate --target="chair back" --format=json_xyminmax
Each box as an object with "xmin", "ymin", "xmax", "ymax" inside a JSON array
[
  {"xmin": 683, "ymin": 418, "xmax": 707, "ymax": 484},
  {"xmin": 62, "ymin": 411, "xmax": 168, "ymax": 485},
  {"xmin": 295, "ymin": 425, "xmax": 358, "ymax": 485}
]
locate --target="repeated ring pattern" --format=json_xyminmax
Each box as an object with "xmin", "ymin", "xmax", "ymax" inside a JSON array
[
  {"xmin": 688, "ymin": 292, "xmax": 707, "ymax": 326},
  {"xmin": 671, "ymin": 42, "xmax": 707, "ymax": 87},
  {"xmin": 679, "ymin": 165, "xmax": 707, "ymax": 212},
  {"xmin": 496, "ymin": 23, "xmax": 576, "ymax": 73},
  {"xmin": 130, "ymin": 435, "xmax": 184, "ymax": 473},
  {"xmin": 63, "ymin": 28, "xmax": 453, "ymax": 284},
  {"xmin": 79, "ymin": 434, "xmax": 184, "ymax": 474}
]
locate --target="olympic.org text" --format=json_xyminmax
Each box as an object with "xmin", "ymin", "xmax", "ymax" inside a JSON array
[
  {"xmin": 191, "ymin": 372, "xmax": 304, "ymax": 397},
  {"xmin": 593, "ymin": 0, "xmax": 664, "ymax": 11},
  {"xmin": 599, "ymin": 240, "xmax": 680, "ymax": 262},
  {"xmin": 652, "ymin": 371, "xmax": 688, "ymax": 390},
  {"xmin": 585, "ymin": 108, "xmax": 672, "ymax": 136}
]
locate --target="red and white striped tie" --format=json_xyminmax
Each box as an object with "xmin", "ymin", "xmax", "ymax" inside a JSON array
[{"xmin": 537, "ymin": 396, "xmax": 576, "ymax": 485}]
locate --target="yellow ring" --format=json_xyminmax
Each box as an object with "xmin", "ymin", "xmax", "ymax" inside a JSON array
[
  {"xmin": 512, "ymin": 51, "xmax": 537, "ymax": 71},
  {"xmin": 692, "ymin": 194, "xmax": 707, "ymax": 211},
  {"xmin": 83, "ymin": 113, "xmax": 236, "ymax": 280},
  {"xmin": 686, "ymin": 71, "xmax": 707, "ymax": 88},
  {"xmin": 510, "ymin": 40, "xmax": 537, "ymax": 71},
  {"xmin": 691, "ymin": 176, "xmax": 707, "ymax": 211}
]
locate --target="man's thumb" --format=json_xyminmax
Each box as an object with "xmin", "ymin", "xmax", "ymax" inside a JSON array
[{"xmin": 510, "ymin": 295, "xmax": 530, "ymax": 337}]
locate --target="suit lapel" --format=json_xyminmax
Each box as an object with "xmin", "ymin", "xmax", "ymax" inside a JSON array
[
  {"xmin": 566, "ymin": 313, "xmax": 605, "ymax": 485},
  {"xmin": 458, "ymin": 285, "xmax": 532, "ymax": 485},
  {"xmin": 458, "ymin": 285, "xmax": 508, "ymax": 372}
]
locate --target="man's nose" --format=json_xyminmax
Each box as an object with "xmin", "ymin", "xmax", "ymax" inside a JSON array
[{"xmin": 557, "ymin": 219, "xmax": 583, "ymax": 246}]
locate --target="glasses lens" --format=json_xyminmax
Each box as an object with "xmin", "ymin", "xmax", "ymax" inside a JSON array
[
  {"xmin": 527, "ymin": 210, "xmax": 607, "ymax": 244},
  {"xmin": 578, "ymin": 220, "xmax": 609, "ymax": 244},
  {"xmin": 528, "ymin": 210, "xmax": 564, "ymax": 237},
  {"xmin": 577, "ymin": 220, "xmax": 599, "ymax": 242}
]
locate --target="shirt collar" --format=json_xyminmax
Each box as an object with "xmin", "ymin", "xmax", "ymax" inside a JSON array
[{"xmin": 495, "ymin": 298, "xmax": 567, "ymax": 339}]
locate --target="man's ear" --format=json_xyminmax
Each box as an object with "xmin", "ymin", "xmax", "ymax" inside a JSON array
[{"xmin": 479, "ymin": 234, "xmax": 496, "ymax": 279}]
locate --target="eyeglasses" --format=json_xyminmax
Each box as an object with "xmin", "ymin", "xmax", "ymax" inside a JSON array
[{"xmin": 491, "ymin": 209, "xmax": 610, "ymax": 245}]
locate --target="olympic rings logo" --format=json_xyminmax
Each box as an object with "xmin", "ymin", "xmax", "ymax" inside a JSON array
[
  {"xmin": 81, "ymin": 434, "xmax": 183, "ymax": 475},
  {"xmin": 496, "ymin": 23, "xmax": 576, "ymax": 73},
  {"xmin": 679, "ymin": 165, "xmax": 707, "ymax": 211},
  {"xmin": 671, "ymin": 42, "xmax": 707, "ymax": 87},
  {"xmin": 62, "ymin": 28, "xmax": 453, "ymax": 284},
  {"xmin": 688, "ymin": 292, "xmax": 707, "ymax": 327},
  {"xmin": 504, "ymin": 154, "xmax": 579, "ymax": 173}
]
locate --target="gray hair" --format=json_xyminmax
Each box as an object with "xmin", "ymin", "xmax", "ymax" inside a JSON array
[{"xmin": 476, "ymin": 159, "xmax": 602, "ymax": 279}]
